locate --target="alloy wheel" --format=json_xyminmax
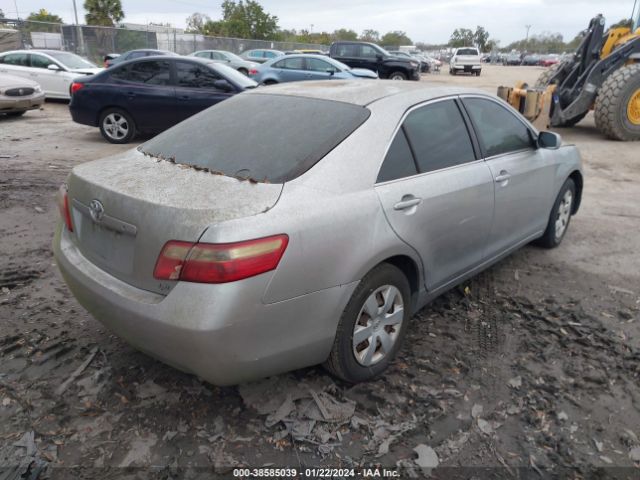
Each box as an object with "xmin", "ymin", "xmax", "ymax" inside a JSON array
[
  {"xmin": 103, "ymin": 113, "xmax": 129, "ymax": 141},
  {"xmin": 352, "ymin": 285, "xmax": 404, "ymax": 366},
  {"xmin": 554, "ymin": 190, "xmax": 573, "ymax": 240}
]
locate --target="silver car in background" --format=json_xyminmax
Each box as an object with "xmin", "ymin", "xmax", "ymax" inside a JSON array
[
  {"xmin": 189, "ymin": 50, "xmax": 259, "ymax": 76},
  {"xmin": 0, "ymin": 73, "xmax": 45, "ymax": 116},
  {"xmin": 54, "ymin": 81, "xmax": 583, "ymax": 385}
]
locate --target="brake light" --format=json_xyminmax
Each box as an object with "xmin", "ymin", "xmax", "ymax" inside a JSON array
[
  {"xmin": 154, "ymin": 234, "xmax": 289, "ymax": 283},
  {"xmin": 70, "ymin": 82, "xmax": 84, "ymax": 94},
  {"xmin": 248, "ymin": 68, "xmax": 258, "ymax": 75},
  {"xmin": 57, "ymin": 184, "xmax": 73, "ymax": 232}
]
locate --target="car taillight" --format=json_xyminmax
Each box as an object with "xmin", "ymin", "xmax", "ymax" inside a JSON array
[
  {"xmin": 154, "ymin": 234, "xmax": 288, "ymax": 283},
  {"xmin": 57, "ymin": 184, "xmax": 73, "ymax": 232},
  {"xmin": 248, "ymin": 68, "xmax": 258, "ymax": 75},
  {"xmin": 70, "ymin": 82, "xmax": 84, "ymax": 94}
]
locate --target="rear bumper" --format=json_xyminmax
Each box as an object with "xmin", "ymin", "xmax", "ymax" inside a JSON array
[
  {"xmin": 53, "ymin": 224, "xmax": 357, "ymax": 385},
  {"xmin": 0, "ymin": 93, "xmax": 45, "ymax": 113},
  {"xmin": 69, "ymin": 103, "xmax": 98, "ymax": 127},
  {"xmin": 452, "ymin": 64, "xmax": 481, "ymax": 71}
]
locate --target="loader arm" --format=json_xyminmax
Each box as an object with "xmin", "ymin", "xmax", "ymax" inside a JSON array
[{"xmin": 550, "ymin": 35, "xmax": 640, "ymax": 126}]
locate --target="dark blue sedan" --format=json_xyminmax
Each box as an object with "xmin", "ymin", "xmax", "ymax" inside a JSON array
[{"xmin": 69, "ymin": 56, "xmax": 258, "ymax": 143}]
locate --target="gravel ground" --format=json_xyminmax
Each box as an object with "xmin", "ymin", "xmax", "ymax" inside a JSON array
[{"xmin": 1, "ymin": 65, "xmax": 639, "ymax": 478}]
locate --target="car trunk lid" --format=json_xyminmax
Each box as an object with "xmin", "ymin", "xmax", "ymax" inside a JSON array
[{"xmin": 66, "ymin": 149, "xmax": 283, "ymax": 295}]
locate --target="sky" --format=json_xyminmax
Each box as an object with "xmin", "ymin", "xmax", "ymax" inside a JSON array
[{"xmin": 1, "ymin": 0, "xmax": 637, "ymax": 45}]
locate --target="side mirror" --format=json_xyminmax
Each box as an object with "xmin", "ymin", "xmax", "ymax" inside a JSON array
[
  {"xmin": 47, "ymin": 63, "xmax": 61, "ymax": 71},
  {"xmin": 213, "ymin": 79, "xmax": 234, "ymax": 91},
  {"xmin": 325, "ymin": 67, "xmax": 337, "ymax": 75},
  {"xmin": 538, "ymin": 131, "xmax": 561, "ymax": 149},
  {"xmin": 375, "ymin": 53, "xmax": 383, "ymax": 61}
]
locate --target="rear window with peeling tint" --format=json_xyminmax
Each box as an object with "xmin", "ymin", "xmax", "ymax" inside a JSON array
[{"xmin": 139, "ymin": 94, "xmax": 371, "ymax": 183}]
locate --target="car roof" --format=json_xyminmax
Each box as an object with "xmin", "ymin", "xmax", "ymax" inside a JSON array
[{"xmin": 245, "ymin": 80, "xmax": 487, "ymax": 107}]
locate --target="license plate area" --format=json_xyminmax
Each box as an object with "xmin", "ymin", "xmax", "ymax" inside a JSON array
[{"xmin": 72, "ymin": 201, "xmax": 136, "ymax": 275}]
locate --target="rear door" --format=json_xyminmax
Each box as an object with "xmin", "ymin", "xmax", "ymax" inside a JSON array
[
  {"xmin": 272, "ymin": 57, "xmax": 306, "ymax": 82},
  {"xmin": 173, "ymin": 60, "xmax": 234, "ymax": 122},
  {"xmin": 461, "ymin": 96, "xmax": 556, "ymax": 257},
  {"xmin": 113, "ymin": 59, "xmax": 175, "ymax": 131},
  {"xmin": 0, "ymin": 52, "xmax": 31, "ymax": 80},
  {"xmin": 375, "ymin": 98, "xmax": 495, "ymax": 290}
]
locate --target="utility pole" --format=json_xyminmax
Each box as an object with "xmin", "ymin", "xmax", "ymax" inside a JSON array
[
  {"xmin": 72, "ymin": 0, "xmax": 85, "ymax": 55},
  {"xmin": 13, "ymin": 0, "xmax": 20, "ymax": 19},
  {"xmin": 525, "ymin": 24, "xmax": 532, "ymax": 52}
]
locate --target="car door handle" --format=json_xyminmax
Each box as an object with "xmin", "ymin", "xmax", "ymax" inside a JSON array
[
  {"xmin": 126, "ymin": 91, "xmax": 136, "ymax": 98},
  {"xmin": 393, "ymin": 196, "xmax": 422, "ymax": 210},
  {"xmin": 495, "ymin": 171, "xmax": 511, "ymax": 183}
]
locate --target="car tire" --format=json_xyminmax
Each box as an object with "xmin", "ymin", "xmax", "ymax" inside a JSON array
[
  {"xmin": 99, "ymin": 108, "xmax": 136, "ymax": 144},
  {"xmin": 324, "ymin": 263, "xmax": 411, "ymax": 383},
  {"xmin": 388, "ymin": 71, "xmax": 407, "ymax": 81},
  {"xmin": 262, "ymin": 79, "xmax": 278, "ymax": 85},
  {"xmin": 6, "ymin": 111, "xmax": 26, "ymax": 117},
  {"xmin": 476, "ymin": 70, "xmax": 481, "ymax": 76},
  {"xmin": 535, "ymin": 178, "xmax": 576, "ymax": 249},
  {"xmin": 237, "ymin": 68, "xmax": 248, "ymax": 76},
  {"xmin": 449, "ymin": 69, "xmax": 455, "ymax": 75}
]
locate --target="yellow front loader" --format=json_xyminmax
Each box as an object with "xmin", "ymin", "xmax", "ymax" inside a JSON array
[{"xmin": 499, "ymin": 11, "xmax": 640, "ymax": 141}]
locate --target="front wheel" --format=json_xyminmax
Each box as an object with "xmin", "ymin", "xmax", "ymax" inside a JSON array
[
  {"xmin": 324, "ymin": 263, "xmax": 411, "ymax": 383},
  {"xmin": 99, "ymin": 108, "xmax": 136, "ymax": 144},
  {"xmin": 388, "ymin": 71, "xmax": 407, "ymax": 81},
  {"xmin": 535, "ymin": 178, "xmax": 575, "ymax": 248}
]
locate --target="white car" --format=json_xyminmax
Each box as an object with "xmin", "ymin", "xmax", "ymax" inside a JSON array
[
  {"xmin": 449, "ymin": 47, "xmax": 482, "ymax": 76},
  {"xmin": 0, "ymin": 50, "xmax": 102, "ymax": 99}
]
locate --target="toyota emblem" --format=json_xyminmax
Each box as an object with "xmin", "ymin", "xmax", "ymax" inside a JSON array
[{"xmin": 89, "ymin": 199, "xmax": 105, "ymax": 223}]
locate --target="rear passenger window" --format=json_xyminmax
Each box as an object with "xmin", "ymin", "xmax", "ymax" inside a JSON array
[
  {"xmin": 463, "ymin": 98, "xmax": 533, "ymax": 157},
  {"xmin": 377, "ymin": 129, "xmax": 418, "ymax": 183},
  {"xmin": 2, "ymin": 53, "xmax": 29, "ymax": 66},
  {"xmin": 126, "ymin": 61, "xmax": 171, "ymax": 85},
  {"xmin": 274, "ymin": 57, "xmax": 304, "ymax": 70},
  {"xmin": 403, "ymin": 100, "xmax": 476, "ymax": 173}
]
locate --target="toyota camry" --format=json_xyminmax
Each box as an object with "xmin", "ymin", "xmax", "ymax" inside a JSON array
[{"xmin": 54, "ymin": 81, "xmax": 583, "ymax": 385}]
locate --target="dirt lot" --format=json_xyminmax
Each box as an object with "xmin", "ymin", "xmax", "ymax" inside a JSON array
[{"xmin": 1, "ymin": 65, "xmax": 639, "ymax": 478}]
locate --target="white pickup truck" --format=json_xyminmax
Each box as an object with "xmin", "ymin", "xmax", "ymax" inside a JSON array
[{"xmin": 449, "ymin": 47, "xmax": 482, "ymax": 76}]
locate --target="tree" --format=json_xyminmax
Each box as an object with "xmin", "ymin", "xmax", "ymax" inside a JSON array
[
  {"xmin": 473, "ymin": 26, "xmax": 490, "ymax": 51},
  {"xmin": 186, "ymin": 12, "xmax": 211, "ymax": 33},
  {"xmin": 332, "ymin": 28, "xmax": 358, "ymax": 41},
  {"xmin": 214, "ymin": 0, "xmax": 279, "ymax": 40},
  {"xmin": 26, "ymin": 9, "xmax": 63, "ymax": 23},
  {"xmin": 84, "ymin": 0, "xmax": 124, "ymax": 26},
  {"xmin": 0, "ymin": 8, "xmax": 5, "ymax": 19},
  {"xmin": 360, "ymin": 29, "xmax": 379, "ymax": 43},
  {"xmin": 449, "ymin": 28, "xmax": 474, "ymax": 47},
  {"xmin": 380, "ymin": 30, "xmax": 412, "ymax": 46}
]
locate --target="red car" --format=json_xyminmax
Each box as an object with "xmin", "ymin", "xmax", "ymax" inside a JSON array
[{"xmin": 540, "ymin": 55, "xmax": 561, "ymax": 67}]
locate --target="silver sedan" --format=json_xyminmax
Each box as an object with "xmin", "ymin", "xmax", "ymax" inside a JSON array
[{"xmin": 54, "ymin": 81, "xmax": 583, "ymax": 385}]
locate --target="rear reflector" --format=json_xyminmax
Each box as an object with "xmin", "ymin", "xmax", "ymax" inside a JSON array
[
  {"xmin": 70, "ymin": 82, "xmax": 84, "ymax": 94},
  {"xmin": 154, "ymin": 234, "xmax": 288, "ymax": 283},
  {"xmin": 57, "ymin": 184, "xmax": 73, "ymax": 232}
]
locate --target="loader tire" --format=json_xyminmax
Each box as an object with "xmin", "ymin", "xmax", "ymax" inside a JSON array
[
  {"xmin": 535, "ymin": 62, "xmax": 563, "ymax": 88},
  {"xmin": 594, "ymin": 64, "xmax": 640, "ymax": 141}
]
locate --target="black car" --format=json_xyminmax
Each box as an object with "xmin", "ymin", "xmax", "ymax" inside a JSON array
[
  {"xmin": 329, "ymin": 41, "xmax": 420, "ymax": 81},
  {"xmin": 69, "ymin": 56, "xmax": 258, "ymax": 143},
  {"xmin": 105, "ymin": 49, "xmax": 179, "ymax": 68}
]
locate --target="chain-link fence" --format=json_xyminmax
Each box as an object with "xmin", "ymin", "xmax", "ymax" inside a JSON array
[{"xmin": 0, "ymin": 18, "xmax": 326, "ymax": 64}]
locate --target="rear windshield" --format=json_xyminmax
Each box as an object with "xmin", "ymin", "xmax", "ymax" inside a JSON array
[
  {"xmin": 139, "ymin": 94, "xmax": 370, "ymax": 183},
  {"xmin": 457, "ymin": 48, "xmax": 478, "ymax": 56}
]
